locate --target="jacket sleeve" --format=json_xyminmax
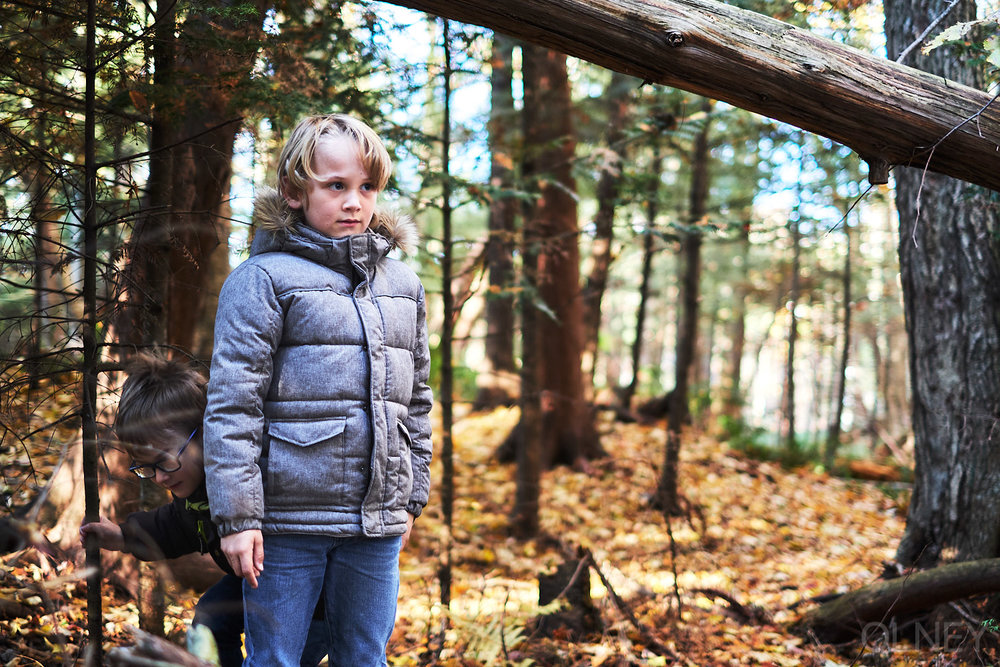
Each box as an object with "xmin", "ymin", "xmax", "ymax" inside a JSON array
[
  {"xmin": 404, "ymin": 282, "xmax": 434, "ymax": 518},
  {"xmin": 203, "ymin": 262, "xmax": 283, "ymax": 537},
  {"xmin": 120, "ymin": 501, "xmax": 197, "ymax": 561}
]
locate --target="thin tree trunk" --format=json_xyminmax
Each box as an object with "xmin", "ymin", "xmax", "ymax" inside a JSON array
[
  {"xmin": 657, "ymin": 98, "xmax": 712, "ymax": 514},
  {"xmin": 624, "ymin": 141, "xmax": 661, "ymax": 409},
  {"xmin": 668, "ymin": 99, "xmax": 712, "ymax": 428},
  {"xmin": 826, "ymin": 214, "xmax": 852, "ymax": 469},
  {"xmin": 476, "ymin": 33, "xmax": 518, "ymax": 410},
  {"xmin": 437, "ymin": 18, "xmax": 456, "ymax": 623},
  {"xmin": 29, "ymin": 168, "xmax": 62, "ymax": 391},
  {"xmin": 721, "ymin": 222, "xmax": 749, "ymax": 421},
  {"xmin": 511, "ymin": 44, "xmax": 549, "ymax": 538},
  {"xmin": 780, "ymin": 143, "xmax": 804, "ymax": 454},
  {"xmin": 581, "ymin": 70, "xmax": 634, "ymax": 398},
  {"xmin": 82, "ymin": 0, "xmax": 102, "ymax": 660},
  {"xmin": 700, "ymin": 295, "xmax": 717, "ymax": 389}
]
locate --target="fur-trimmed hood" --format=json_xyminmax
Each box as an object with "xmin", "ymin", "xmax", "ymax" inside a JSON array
[{"xmin": 251, "ymin": 186, "xmax": 419, "ymax": 257}]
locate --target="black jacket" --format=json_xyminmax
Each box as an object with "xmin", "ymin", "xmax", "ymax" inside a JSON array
[{"xmin": 120, "ymin": 483, "xmax": 231, "ymax": 575}]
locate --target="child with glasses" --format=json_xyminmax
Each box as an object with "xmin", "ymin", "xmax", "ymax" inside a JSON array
[
  {"xmin": 80, "ymin": 353, "xmax": 329, "ymax": 667},
  {"xmin": 203, "ymin": 113, "xmax": 434, "ymax": 666}
]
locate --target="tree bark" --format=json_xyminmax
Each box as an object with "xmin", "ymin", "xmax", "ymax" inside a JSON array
[
  {"xmin": 521, "ymin": 44, "xmax": 603, "ymax": 469},
  {"xmin": 885, "ymin": 0, "xmax": 1000, "ymax": 567},
  {"xmin": 383, "ymin": 0, "xmax": 1000, "ymax": 194}
]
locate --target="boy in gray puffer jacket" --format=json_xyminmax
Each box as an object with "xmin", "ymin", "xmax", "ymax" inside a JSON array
[{"xmin": 203, "ymin": 113, "xmax": 433, "ymax": 667}]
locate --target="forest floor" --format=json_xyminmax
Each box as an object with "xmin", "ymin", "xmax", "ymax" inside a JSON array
[{"xmin": 2, "ymin": 404, "xmax": 996, "ymax": 666}]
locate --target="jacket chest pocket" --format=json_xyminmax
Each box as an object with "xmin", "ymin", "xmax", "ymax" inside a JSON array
[{"xmin": 264, "ymin": 417, "xmax": 349, "ymax": 508}]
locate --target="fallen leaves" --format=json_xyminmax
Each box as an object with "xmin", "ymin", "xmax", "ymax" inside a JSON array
[{"xmin": 0, "ymin": 403, "xmax": 988, "ymax": 665}]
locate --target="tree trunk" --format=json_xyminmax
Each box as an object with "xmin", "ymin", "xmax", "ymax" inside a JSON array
[
  {"xmin": 780, "ymin": 145, "xmax": 804, "ymax": 454},
  {"xmin": 521, "ymin": 44, "xmax": 603, "ymax": 469},
  {"xmin": 696, "ymin": 294, "xmax": 717, "ymax": 428},
  {"xmin": 166, "ymin": 1, "xmax": 258, "ymax": 359},
  {"xmin": 885, "ymin": 0, "xmax": 1000, "ymax": 567},
  {"xmin": 512, "ymin": 165, "xmax": 543, "ymax": 539},
  {"xmin": 117, "ymin": 0, "xmax": 255, "ymax": 356},
  {"xmin": 116, "ymin": 0, "xmax": 176, "ymax": 349},
  {"xmin": 825, "ymin": 213, "xmax": 852, "ymax": 469},
  {"xmin": 669, "ymin": 99, "xmax": 712, "ymax": 428},
  {"xmin": 28, "ymin": 166, "xmax": 64, "ymax": 390},
  {"xmin": 438, "ymin": 18, "xmax": 456, "ymax": 611},
  {"xmin": 720, "ymin": 222, "xmax": 749, "ymax": 421},
  {"xmin": 475, "ymin": 33, "xmax": 519, "ymax": 410},
  {"xmin": 385, "ymin": 0, "xmax": 1000, "ymax": 193},
  {"xmin": 581, "ymin": 70, "xmax": 634, "ymax": 398},
  {"xmin": 657, "ymin": 98, "xmax": 711, "ymax": 514},
  {"xmin": 624, "ymin": 142, "xmax": 661, "ymax": 410}
]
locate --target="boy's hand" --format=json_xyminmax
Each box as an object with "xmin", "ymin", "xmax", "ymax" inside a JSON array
[
  {"xmin": 79, "ymin": 517, "xmax": 124, "ymax": 552},
  {"xmin": 221, "ymin": 530, "xmax": 263, "ymax": 588},
  {"xmin": 401, "ymin": 513, "xmax": 415, "ymax": 550}
]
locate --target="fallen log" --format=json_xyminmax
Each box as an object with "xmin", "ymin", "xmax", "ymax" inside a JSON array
[
  {"xmin": 795, "ymin": 558, "xmax": 1000, "ymax": 643},
  {"xmin": 383, "ymin": 0, "xmax": 1000, "ymax": 193},
  {"xmin": 846, "ymin": 459, "xmax": 903, "ymax": 482}
]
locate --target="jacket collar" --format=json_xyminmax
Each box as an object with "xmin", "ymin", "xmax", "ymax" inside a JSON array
[
  {"xmin": 250, "ymin": 218, "xmax": 392, "ymax": 278},
  {"xmin": 249, "ymin": 186, "xmax": 418, "ymax": 261}
]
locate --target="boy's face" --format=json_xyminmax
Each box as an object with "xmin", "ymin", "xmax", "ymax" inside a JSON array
[
  {"xmin": 285, "ymin": 134, "xmax": 378, "ymax": 239},
  {"xmin": 130, "ymin": 429, "xmax": 204, "ymax": 499}
]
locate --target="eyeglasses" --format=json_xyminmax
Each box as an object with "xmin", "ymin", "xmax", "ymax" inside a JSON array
[{"xmin": 129, "ymin": 427, "xmax": 198, "ymax": 479}]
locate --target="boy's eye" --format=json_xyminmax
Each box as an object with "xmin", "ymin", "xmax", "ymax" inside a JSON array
[
  {"xmin": 361, "ymin": 183, "xmax": 374, "ymax": 192},
  {"xmin": 329, "ymin": 182, "xmax": 344, "ymax": 190}
]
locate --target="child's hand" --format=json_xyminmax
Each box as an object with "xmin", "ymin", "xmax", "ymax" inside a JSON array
[
  {"xmin": 79, "ymin": 517, "xmax": 124, "ymax": 552},
  {"xmin": 221, "ymin": 530, "xmax": 264, "ymax": 588},
  {"xmin": 401, "ymin": 513, "xmax": 415, "ymax": 550}
]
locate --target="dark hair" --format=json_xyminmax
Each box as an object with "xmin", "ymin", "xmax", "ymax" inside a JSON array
[{"xmin": 115, "ymin": 353, "xmax": 207, "ymax": 453}]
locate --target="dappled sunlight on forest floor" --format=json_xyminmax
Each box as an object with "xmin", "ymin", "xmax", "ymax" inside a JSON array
[{"xmin": 3, "ymin": 405, "xmax": 993, "ymax": 665}]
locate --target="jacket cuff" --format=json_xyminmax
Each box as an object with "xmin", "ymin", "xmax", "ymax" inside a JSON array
[
  {"xmin": 217, "ymin": 518, "xmax": 263, "ymax": 537},
  {"xmin": 405, "ymin": 501, "xmax": 424, "ymax": 518}
]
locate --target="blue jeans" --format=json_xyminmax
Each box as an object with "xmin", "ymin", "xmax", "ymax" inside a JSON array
[
  {"xmin": 192, "ymin": 573, "xmax": 329, "ymax": 667},
  {"xmin": 243, "ymin": 533, "xmax": 401, "ymax": 667}
]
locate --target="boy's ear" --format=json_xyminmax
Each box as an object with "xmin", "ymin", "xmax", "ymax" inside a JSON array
[{"xmin": 280, "ymin": 178, "xmax": 304, "ymax": 210}]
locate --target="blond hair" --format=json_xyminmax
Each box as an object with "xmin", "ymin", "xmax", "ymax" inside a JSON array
[
  {"xmin": 115, "ymin": 353, "xmax": 206, "ymax": 454},
  {"xmin": 277, "ymin": 113, "xmax": 392, "ymax": 206}
]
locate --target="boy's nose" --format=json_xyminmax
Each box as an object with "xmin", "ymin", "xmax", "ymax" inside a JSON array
[
  {"xmin": 154, "ymin": 469, "xmax": 171, "ymax": 486},
  {"xmin": 343, "ymin": 190, "xmax": 361, "ymax": 210}
]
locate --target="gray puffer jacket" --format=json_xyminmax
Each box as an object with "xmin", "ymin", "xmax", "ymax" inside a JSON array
[{"xmin": 204, "ymin": 189, "xmax": 433, "ymax": 539}]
